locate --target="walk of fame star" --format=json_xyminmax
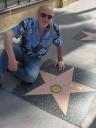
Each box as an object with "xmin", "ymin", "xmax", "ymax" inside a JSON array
[
  {"xmin": 25, "ymin": 67, "xmax": 96, "ymax": 115},
  {"xmin": 81, "ymin": 31, "xmax": 96, "ymax": 40}
]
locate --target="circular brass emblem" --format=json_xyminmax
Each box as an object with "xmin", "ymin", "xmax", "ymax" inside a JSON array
[{"xmin": 50, "ymin": 85, "xmax": 62, "ymax": 93}]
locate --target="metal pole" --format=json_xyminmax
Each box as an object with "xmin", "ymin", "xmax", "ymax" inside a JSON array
[
  {"xmin": 18, "ymin": 0, "xmax": 20, "ymax": 5},
  {"xmin": 4, "ymin": 0, "xmax": 7, "ymax": 8}
]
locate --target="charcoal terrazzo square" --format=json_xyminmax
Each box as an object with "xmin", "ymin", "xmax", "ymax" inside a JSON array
[{"xmin": 12, "ymin": 59, "xmax": 96, "ymax": 127}]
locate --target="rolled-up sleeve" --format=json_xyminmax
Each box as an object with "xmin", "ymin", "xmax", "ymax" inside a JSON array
[{"xmin": 11, "ymin": 18, "xmax": 30, "ymax": 38}]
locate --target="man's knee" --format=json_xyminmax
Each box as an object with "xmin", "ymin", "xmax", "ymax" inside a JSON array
[{"xmin": 26, "ymin": 70, "xmax": 39, "ymax": 83}]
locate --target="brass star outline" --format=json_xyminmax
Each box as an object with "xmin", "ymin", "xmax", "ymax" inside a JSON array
[{"xmin": 25, "ymin": 67, "xmax": 95, "ymax": 115}]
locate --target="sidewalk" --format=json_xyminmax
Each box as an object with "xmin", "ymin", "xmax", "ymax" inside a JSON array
[{"xmin": 0, "ymin": 0, "xmax": 96, "ymax": 128}]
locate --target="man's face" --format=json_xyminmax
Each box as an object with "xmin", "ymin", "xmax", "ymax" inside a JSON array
[{"xmin": 38, "ymin": 6, "xmax": 54, "ymax": 29}]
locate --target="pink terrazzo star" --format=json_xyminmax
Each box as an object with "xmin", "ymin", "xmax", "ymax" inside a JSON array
[
  {"xmin": 81, "ymin": 31, "xmax": 96, "ymax": 40},
  {"xmin": 25, "ymin": 67, "xmax": 95, "ymax": 115}
]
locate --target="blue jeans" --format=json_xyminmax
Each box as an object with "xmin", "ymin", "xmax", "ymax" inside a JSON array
[{"xmin": 0, "ymin": 43, "xmax": 42, "ymax": 83}]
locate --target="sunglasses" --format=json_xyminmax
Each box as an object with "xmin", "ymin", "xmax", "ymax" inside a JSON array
[{"xmin": 40, "ymin": 13, "xmax": 53, "ymax": 20}]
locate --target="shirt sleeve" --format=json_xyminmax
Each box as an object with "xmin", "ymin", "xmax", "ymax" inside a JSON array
[
  {"xmin": 52, "ymin": 23, "xmax": 63, "ymax": 48},
  {"xmin": 11, "ymin": 18, "xmax": 31, "ymax": 38}
]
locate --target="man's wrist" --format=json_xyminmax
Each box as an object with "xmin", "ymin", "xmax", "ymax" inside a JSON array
[{"xmin": 58, "ymin": 58, "xmax": 63, "ymax": 61}]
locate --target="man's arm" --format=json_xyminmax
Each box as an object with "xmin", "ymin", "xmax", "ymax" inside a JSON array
[
  {"xmin": 4, "ymin": 30, "xmax": 17, "ymax": 71},
  {"xmin": 56, "ymin": 47, "xmax": 65, "ymax": 70},
  {"xmin": 57, "ymin": 47, "xmax": 63, "ymax": 61},
  {"xmin": 52, "ymin": 23, "xmax": 64, "ymax": 70}
]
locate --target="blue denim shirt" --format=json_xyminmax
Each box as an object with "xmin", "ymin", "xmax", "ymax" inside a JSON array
[{"xmin": 11, "ymin": 17, "xmax": 62, "ymax": 57}]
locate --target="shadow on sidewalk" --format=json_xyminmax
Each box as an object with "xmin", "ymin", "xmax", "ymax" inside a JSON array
[{"xmin": 89, "ymin": 117, "xmax": 96, "ymax": 128}]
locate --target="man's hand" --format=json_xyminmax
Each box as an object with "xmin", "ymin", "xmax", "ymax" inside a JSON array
[
  {"xmin": 56, "ymin": 47, "xmax": 64, "ymax": 70},
  {"xmin": 8, "ymin": 59, "xmax": 18, "ymax": 71},
  {"xmin": 17, "ymin": 61, "xmax": 23, "ymax": 67},
  {"xmin": 55, "ymin": 60, "xmax": 65, "ymax": 70},
  {"xmin": 8, "ymin": 60, "xmax": 23, "ymax": 71}
]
